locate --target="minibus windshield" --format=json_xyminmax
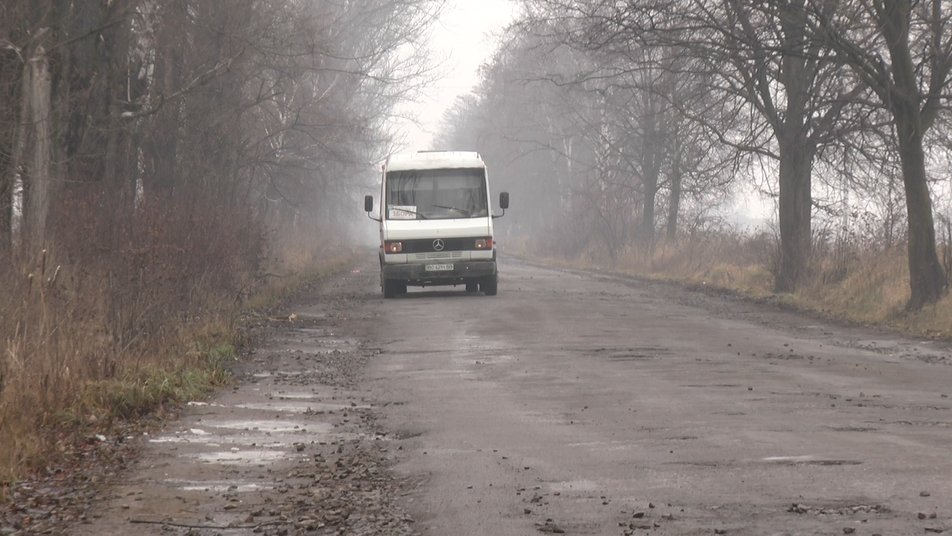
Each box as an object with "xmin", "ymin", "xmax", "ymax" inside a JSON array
[{"xmin": 386, "ymin": 168, "xmax": 488, "ymax": 220}]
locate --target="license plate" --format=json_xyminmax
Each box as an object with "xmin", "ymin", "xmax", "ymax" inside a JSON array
[{"xmin": 425, "ymin": 263, "xmax": 454, "ymax": 272}]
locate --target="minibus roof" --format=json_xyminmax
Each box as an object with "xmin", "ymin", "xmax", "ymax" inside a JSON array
[{"xmin": 386, "ymin": 151, "xmax": 485, "ymax": 172}]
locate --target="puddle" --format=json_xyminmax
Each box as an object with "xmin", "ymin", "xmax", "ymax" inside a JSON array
[
  {"xmin": 267, "ymin": 392, "xmax": 322, "ymax": 400},
  {"xmin": 193, "ymin": 449, "xmax": 291, "ymax": 465},
  {"xmin": 210, "ymin": 419, "xmax": 327, "ymax": 434},
  {"xmin": 149, "ymin": 427, "xmax": 225, "ymax": 444},
  {"xmin": 565, "ymin": 439, "xmax": 633, "ymax": 451},
  {"xmin": 234, "ymin": 402, "xmax": 365, "ymax": 413},
  {"xmin": 251, "ymin": 369, "xmax": 330, "ymax": 378},
  {"xmin": 149, "ymin": 436, "xmax": 221, "ymax": 445},
  {"xmin": 150, "ymin": 434, "xmax": 303, "ymax": 447},
  {"xmin": 165, "ymin": 480, "xmax": 274, "ymax": 493},
  {"xmin": 211, "ymin": 419, "xmax": 306, "ymax": 433},
  {"xmin": 284, "ymin": 338, "xmax": 359, "ymax": 355},
  {"xmin": 761, "ymin": 455, "xmax": 862, "ymax": 466}
]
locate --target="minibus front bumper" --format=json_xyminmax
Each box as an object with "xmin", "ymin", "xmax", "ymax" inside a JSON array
[{"xmin": 382, "ymin": 260, "xmax": 496, "ymax": 286}]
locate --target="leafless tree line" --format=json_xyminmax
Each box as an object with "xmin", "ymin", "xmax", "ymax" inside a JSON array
[
  {"xmin": 0, "ymin": 0, "xmax": 440, "ymax": 263},
  {"xmin": 441, "ymin": 0, "xmax": 952, "ymax": 310}
]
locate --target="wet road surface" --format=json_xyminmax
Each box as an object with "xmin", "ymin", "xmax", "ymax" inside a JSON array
[
  {"xmin": 69, "ymin": 257, "xmax": 952, "ymax": 535},
  {"xmin": 368, "ymin": 259, "xmax": 952, "ymax": 535}
]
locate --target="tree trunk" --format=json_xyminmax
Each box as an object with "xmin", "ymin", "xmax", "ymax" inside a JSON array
[
  {"xmin": 0, "ymin": 51, "xmax": 17, "ymax": 254},
  {"xmin": 775, "ymin": 133, "xmax": 814, "ymax": 293},
  {"xmin": 103, "ymin": 1, "xmax": 136, "ymax": 212},
  {"xmin": 10, "ymin": 54, "xmax": 31, "ymax": 249},
  {"xmin": 895, "ymin": 113, "xmax": 945, "ymax": 309},
  {"xmin": 144, "ymin": 0, "xmax": 187, "ymax": 198},
  {"xmin": 773, "ymin": 0, "xmax": 815, "ymax": 293},
  {"xmin": 640, "ymin": 109, "xmax": 661, "ymax": 250},
  {"xmin": 642, "ymin": 174, "xmax": 657, "ymax": 247},
  {"xmin": 666, "ymin": 137, "xmax": 682, "ymax": 240},
  {"xmin": 0, "ymin": 144, "xmax": 11, "ymax": 253},
  {"xmin": 877, "ymin": 0, "xmax": 947, "ymax": 308},
  {"xmin": 22, "ymin": 43, "xmax": 53, "ymax": 252}
]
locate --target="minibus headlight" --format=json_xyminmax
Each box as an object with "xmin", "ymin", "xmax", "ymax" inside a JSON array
[{"xmin": 384, "ymin": 241, "xmax": 403, "ymax": 253}]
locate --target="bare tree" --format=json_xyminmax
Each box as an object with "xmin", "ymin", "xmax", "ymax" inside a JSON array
[
  {"xmin": 520, "ymin": 0, "xmax": 868, "ymax": 291},
  {"xmin": 807, "ymin": 0, "xmax": 950, "ymax": 308}
]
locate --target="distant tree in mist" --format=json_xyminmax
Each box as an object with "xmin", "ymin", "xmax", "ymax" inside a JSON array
[
  {"xmin": 440, "ymin": 0, "xmax": 952, "ymax": 309},
  {"xmin": 438, "ymin": 6, "xmax": 735, "ymax": 258},
  {"xmin": 0, "ymin": 0, "xmax": 441, "ymax": 259}
]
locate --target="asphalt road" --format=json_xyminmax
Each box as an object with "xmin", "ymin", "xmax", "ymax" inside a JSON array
[
  {"xmin": 62, "ymin": 256, "xmax": 952, "ymax": 536},
  {"xmin": 366, "ymin": 258, "xmax": 952, "ymax": 536}
]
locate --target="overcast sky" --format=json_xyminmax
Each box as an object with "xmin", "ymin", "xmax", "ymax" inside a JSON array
[{"xmin": 396, "ymin": 0, "xmax": 518, "ymax": 151}]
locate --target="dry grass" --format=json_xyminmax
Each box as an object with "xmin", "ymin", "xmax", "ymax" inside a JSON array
[
  {"xmin": 0, "ymin": 198, "xmax": 350, "ymax": 490},
  {"xmin": 516, "ymin": 232, "xmax": 952, "ymax": 340}
]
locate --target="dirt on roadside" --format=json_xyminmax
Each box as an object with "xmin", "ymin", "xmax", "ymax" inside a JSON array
[{"xmin": 2, "ymin": 264, "xmax": 409, "ymax": 536}]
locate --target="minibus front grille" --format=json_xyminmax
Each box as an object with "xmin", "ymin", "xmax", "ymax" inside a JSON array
[
  {"xmin": 402, "ymin": 237, "xmax": 483, "ymax": 253},
  {"xmin": 411, "ymin": 251, "xmax": 465, "ymax": 261}
]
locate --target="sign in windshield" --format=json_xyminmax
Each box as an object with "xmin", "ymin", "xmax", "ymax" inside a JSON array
[{"xmin": 386, "ymin": 168, "xmax": 488, "ymax": 220}]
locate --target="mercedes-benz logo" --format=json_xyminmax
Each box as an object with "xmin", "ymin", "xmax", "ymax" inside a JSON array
[{"xmin": 432, "ymin": 239, "xmax": 445, "ymax": 251}]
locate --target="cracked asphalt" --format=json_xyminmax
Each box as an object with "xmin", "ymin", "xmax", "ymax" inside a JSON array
[{"xmin": 57, "ymin": 256, "xmax": 952, "ymax": 535}]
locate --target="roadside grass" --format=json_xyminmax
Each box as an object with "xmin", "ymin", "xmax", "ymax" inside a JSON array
[
  {"xmin": 79, "ymin": 343, "xmax": 237, "ymax": 424},
  {"xmin": 242, "ymin": 258, "xmax": 354, "ymax": 313},
  {"xmin": 0, "ymin": 205, "xmax": 358, "ymax": 498},
  {"xmin": 514, "ymin": 233, "xmax": 952, "ymax": 340}
]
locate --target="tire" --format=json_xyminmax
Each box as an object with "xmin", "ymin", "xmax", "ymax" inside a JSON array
[
  {"xmin": 480, "ymin": 275, "xmax": 498, "ymax": 296},
  {"xmin": 465, "ymin": 282, "xmax": 479, "ymax": 293}
]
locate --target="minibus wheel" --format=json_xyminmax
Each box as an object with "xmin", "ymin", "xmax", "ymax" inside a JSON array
[{"xmin": 481, "ymin": 275, "xmax": 498, "ymax": 296}]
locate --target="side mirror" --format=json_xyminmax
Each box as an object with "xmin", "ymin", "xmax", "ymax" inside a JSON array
[
  {"xmin": 493, "ymin": 192, "xmax": 509, "ymax": 219},
  {"xmin": 364, "ymin": 195, "xmax": 381, "ymax": 222}
]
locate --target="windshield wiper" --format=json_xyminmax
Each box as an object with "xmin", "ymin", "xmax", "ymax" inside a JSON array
[{"xmin": 430, "ymin": 204, "xmax": 472, "ymax": 217}]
